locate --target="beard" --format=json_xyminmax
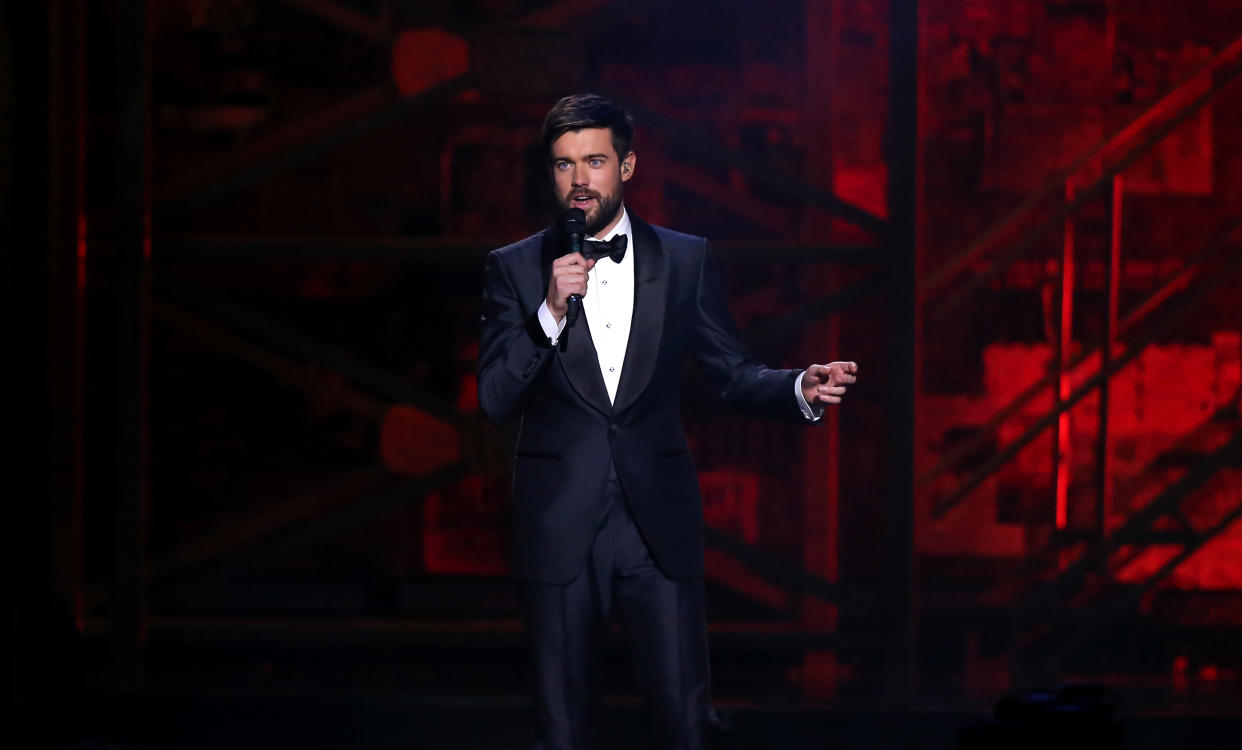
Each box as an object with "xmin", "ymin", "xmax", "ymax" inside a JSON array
[{"xmin": 562, "ymin": 187, "xmax": 623, "ymax": 236}]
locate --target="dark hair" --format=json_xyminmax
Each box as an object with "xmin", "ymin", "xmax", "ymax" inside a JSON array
[{"xmin": 541, "ymin": 93, "xmax": 634, "ymax": 163}]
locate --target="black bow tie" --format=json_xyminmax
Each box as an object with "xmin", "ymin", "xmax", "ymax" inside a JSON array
[{"xmin": 582, "ymin": 234, "xmax": 628, "ymax": 264}]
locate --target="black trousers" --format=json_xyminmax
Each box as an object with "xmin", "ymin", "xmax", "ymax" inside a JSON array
[{"xmin": 521, "ymin": 469, "xmax": 713, "ymax": 750}]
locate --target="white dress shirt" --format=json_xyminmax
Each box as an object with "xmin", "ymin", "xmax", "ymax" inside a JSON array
[{"xmin": 538, "ymin": 206, "xmax": 820, "ymax": 419}]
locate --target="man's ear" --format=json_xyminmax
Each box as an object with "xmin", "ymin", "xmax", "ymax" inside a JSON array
[{"xmin": 620, "ymin": 152, "xmax": 636, "ymax": 182}]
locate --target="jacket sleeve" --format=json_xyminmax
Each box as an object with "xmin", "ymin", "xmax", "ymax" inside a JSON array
[
  {"xmin": 476, "ymin": 249, "xmax": 557, "ymax": 425},
  {"xmin": 691, "ymin": 238, "xmax": 806, "ymax": 420}
]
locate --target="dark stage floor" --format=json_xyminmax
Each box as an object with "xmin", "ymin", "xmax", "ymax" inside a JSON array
[{"xmin": 26, "ymin": 691, "xmax": 1242, "ymax": 750}]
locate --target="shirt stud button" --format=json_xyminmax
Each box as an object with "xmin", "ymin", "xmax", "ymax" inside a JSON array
[
  {"xmin": 606, "ymin": 322, "xmax": 612, "ymax": 328},
  {"xmin": 609, "ymin": 367, "xmax": 615, "ymax": 372}
]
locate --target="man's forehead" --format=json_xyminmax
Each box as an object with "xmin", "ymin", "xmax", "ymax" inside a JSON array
[{"xmin": 550, "ymin": 127, "xmax": 617, "ymax": 158}]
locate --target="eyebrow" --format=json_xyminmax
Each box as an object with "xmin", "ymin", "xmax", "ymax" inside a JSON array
[{"xmin": 554, "ymin": 153, "xmax": 611, "ymax": 161}]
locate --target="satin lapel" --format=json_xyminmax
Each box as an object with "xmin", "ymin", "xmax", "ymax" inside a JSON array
[
  {"xmin": 539, "ymin": 227, "xmax": 556, "ymax": 291},
  {"xmin": 612, "ymin": 216, "xmax": 666, "ymax": 415},
  {"xmin": 543, "ymin": 227, "xmax": 612, "ymax": 416}
]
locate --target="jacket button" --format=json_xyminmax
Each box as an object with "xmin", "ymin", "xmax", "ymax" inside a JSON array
[{"xmin": 609, "ymin": 423, "xmax": 618, "ymax": 433}]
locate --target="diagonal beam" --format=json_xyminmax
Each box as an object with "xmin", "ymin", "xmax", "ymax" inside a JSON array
[
  {"xmin": 154, "ymin": 274, "xmax": 463, "ymax": 425},
  {"xmin": 931, "ymin": 247, "xmax": 1242, "ymax": 518},
  {"xmin": 659, "ymin": 156, "xmax": 797, "ymax": 233},
  {"xmin": 154, "ymin": 75, "xmax": 471, "ymax": 211},
  {"xmin": 1034, "ymin": 431, "xmax": 1242, "ymax": 609},
  {"xmin": 273, "ymin": 0, "xmax": 393, "ymax": 45},
  {"xmin": 616, "ymin": 95, "xmax": 889, "ymax": 237},
  {"xmin": 980, "ymin": 392, "xmax": 1241, "ymax": 607},
  {"xmin": 927, "ymin": 58, "xmax": 1242, "ymax": 320},
  {"xmin": 155, "ymin": 297, "xmax": 386, "ymax": 422},
  {"xmin": 704, "ymin": 527, "xmax": 879, "ymax": 613},
  {"xmin": 86, "ymin": 467, "xmax": 392, "ymax": 610},
  {"xmin": 1016, "ymin": 433, "xmax": 1242, "ymax": 667},
  {"xmin": 921, "ymin": 32, "xmax": 1242, "ymax": 301},
  {"xmin": 146, "ymin": 468, "xmax": 389, "ymax": 586},
  {"xmin": 518, "ymin": 0, "xmax": 621, "ymax": 27},
  {"xmin": 516, "ymin": 0, "xmax": 667, "ymax": 30},
  {"xmin": 919, "ymin": 217, "xmax": 1242, "ymax": 487},
  {"xmin": 155, "ymin": 289, "xmax": 513, "ymax": 476},
  {"xmin": 87, "ymin": 296, "xmax": 476, "ymax": 605},
  {"xmin": 157, "ymin": 463, "xmax": 469, "ymax": 597},
  {"xmin": 743, "ymin": 269, "xmax": 889, "ymax": 350},
  {"xmin": 155, "ymin": 0, "xmax": 658, "ymax": 211},
  {"xmin": 154, "ymin": 80, "xmax": 393, "ymax": 207}
]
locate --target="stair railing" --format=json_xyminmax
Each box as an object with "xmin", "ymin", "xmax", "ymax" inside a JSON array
[{"xmin": 922, "ymin": 31, "xmax": 1242, "ymax": 522}]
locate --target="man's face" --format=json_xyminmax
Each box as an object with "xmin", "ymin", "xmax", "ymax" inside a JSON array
[{"xmin": 549, "ymin": 127, "xmax": 635, "ymax": 237}]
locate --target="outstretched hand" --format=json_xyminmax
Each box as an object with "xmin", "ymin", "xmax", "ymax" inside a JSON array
[{"xmin": 801, "ymin": 361, "xmax": 858, "ymax": 407}]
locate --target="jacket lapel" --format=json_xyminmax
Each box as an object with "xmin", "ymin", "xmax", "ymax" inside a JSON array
[
  {"xmin": 543, "ymin": 228, "xmax": 612, "ymax": 416},
  {"xmin": 612, "ymin": 216, "xmax": 666, "ymax": 415}
]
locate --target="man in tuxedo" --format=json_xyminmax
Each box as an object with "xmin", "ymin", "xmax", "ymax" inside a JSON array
[{"xmin": 477, "ymin": 93, "xmax": 857, "ymax": 750}]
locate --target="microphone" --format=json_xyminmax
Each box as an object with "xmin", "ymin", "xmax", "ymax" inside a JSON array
[{"xmin": 559, "ymin": 207, "xmax": 586, "ymax": 327}]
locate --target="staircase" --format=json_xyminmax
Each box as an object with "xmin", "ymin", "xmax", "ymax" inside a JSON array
[{"xmin": 918, "ymin": 31, "xmax": 1242, "ymax": 690}]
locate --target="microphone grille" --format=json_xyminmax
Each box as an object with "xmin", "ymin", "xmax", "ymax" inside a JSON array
[{"xmin": 559, "ymin": 207, "xmax": 586, "ymax": 233}]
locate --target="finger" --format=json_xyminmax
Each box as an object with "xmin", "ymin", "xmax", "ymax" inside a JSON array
[
  {"xmin": 817, "ymin": 385, "xmax": 846, "ymax": 396},
  {"xmin": 805, "ymin": 363, "xmax": 830, "ymax": 383},
  {"xmin": 555, "ymin": 252, "xmax": 586, "ymax": 267},
  {"xmin": 583, "ymin": 258, "xmax": 596, "ymax": 271},
  {"xmin": 816, "ymin": 394, "xmax": 842, "ymax": 404},
  {"xmin": 830, "ymin": 364, "xmax": 859, "ymax": 383}
]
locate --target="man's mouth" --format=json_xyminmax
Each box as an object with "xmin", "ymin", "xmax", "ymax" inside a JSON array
[{"xmin": 571, "ymin": 193, "xmax": 596, "ymax": 209}]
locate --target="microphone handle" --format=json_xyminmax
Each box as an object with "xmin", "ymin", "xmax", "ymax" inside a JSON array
[{"xmin": 565, "ymin": 232, "xmax": 584, "ymax": 327}]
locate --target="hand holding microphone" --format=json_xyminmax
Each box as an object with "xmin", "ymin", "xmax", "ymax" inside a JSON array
[{"xmin": 547, "ymin": 208, "xmax": 594, "ymax": 327}]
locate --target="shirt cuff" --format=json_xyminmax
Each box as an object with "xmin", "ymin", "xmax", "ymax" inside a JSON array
[
  {"xmin": 537, "ymin": 300, "xmax": 568, "ymax": 346},
  {"xmin": 795, "ymin": 370, "xmax": 825, "ymax": 422}
]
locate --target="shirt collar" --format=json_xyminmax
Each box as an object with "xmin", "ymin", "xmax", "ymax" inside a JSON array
[{"xmin": 594, "ymin": 206, "xmax": 631, "ymax": 244}]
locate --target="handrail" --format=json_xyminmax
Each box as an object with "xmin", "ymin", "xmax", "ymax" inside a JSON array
[
  {"xmin": 917, "ymin": 222, "xmax": 1239, "ymax": 488},
  {"xmin": 930, "ymin": 239, "xmax": 1242, "ymax": 518},
  {"xmin": 928, "ymin": 57, "xmax": 1242, "ymax": 322},
  {"xmin": 1007, "ymin": 431, "xmax": 1242, "ymax": 666},
  {"xmin": 920, "ymin": 31, "xmax": 1242, "ymax": 307},
  {"xmin": 976, "ymin": 391, "xmax": 1241, "ymax": 608}
]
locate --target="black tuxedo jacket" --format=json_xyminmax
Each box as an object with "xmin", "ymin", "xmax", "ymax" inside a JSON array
[{"xmin": 478, "ymin": 215, "xmax": 807, "ymax": 584}]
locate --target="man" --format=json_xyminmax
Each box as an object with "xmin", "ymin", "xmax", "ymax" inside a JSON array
[{"xmin": 477, "ymin": 93, "xmax": 857, "ymax": 750}]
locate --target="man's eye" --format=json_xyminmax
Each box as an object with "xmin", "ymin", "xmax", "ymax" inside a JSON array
[
  {"xmin": 556, "ymin": 162, "xmax": 571, "ymax": 170},
  {"xmin": 589, "ymin": 159, "xmax": 602, "ymax": 167}
]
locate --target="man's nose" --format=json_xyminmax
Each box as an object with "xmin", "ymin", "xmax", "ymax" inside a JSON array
[{"xmin": 571, "ymin": 164, "xmax": 588, "ymax": 186}]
